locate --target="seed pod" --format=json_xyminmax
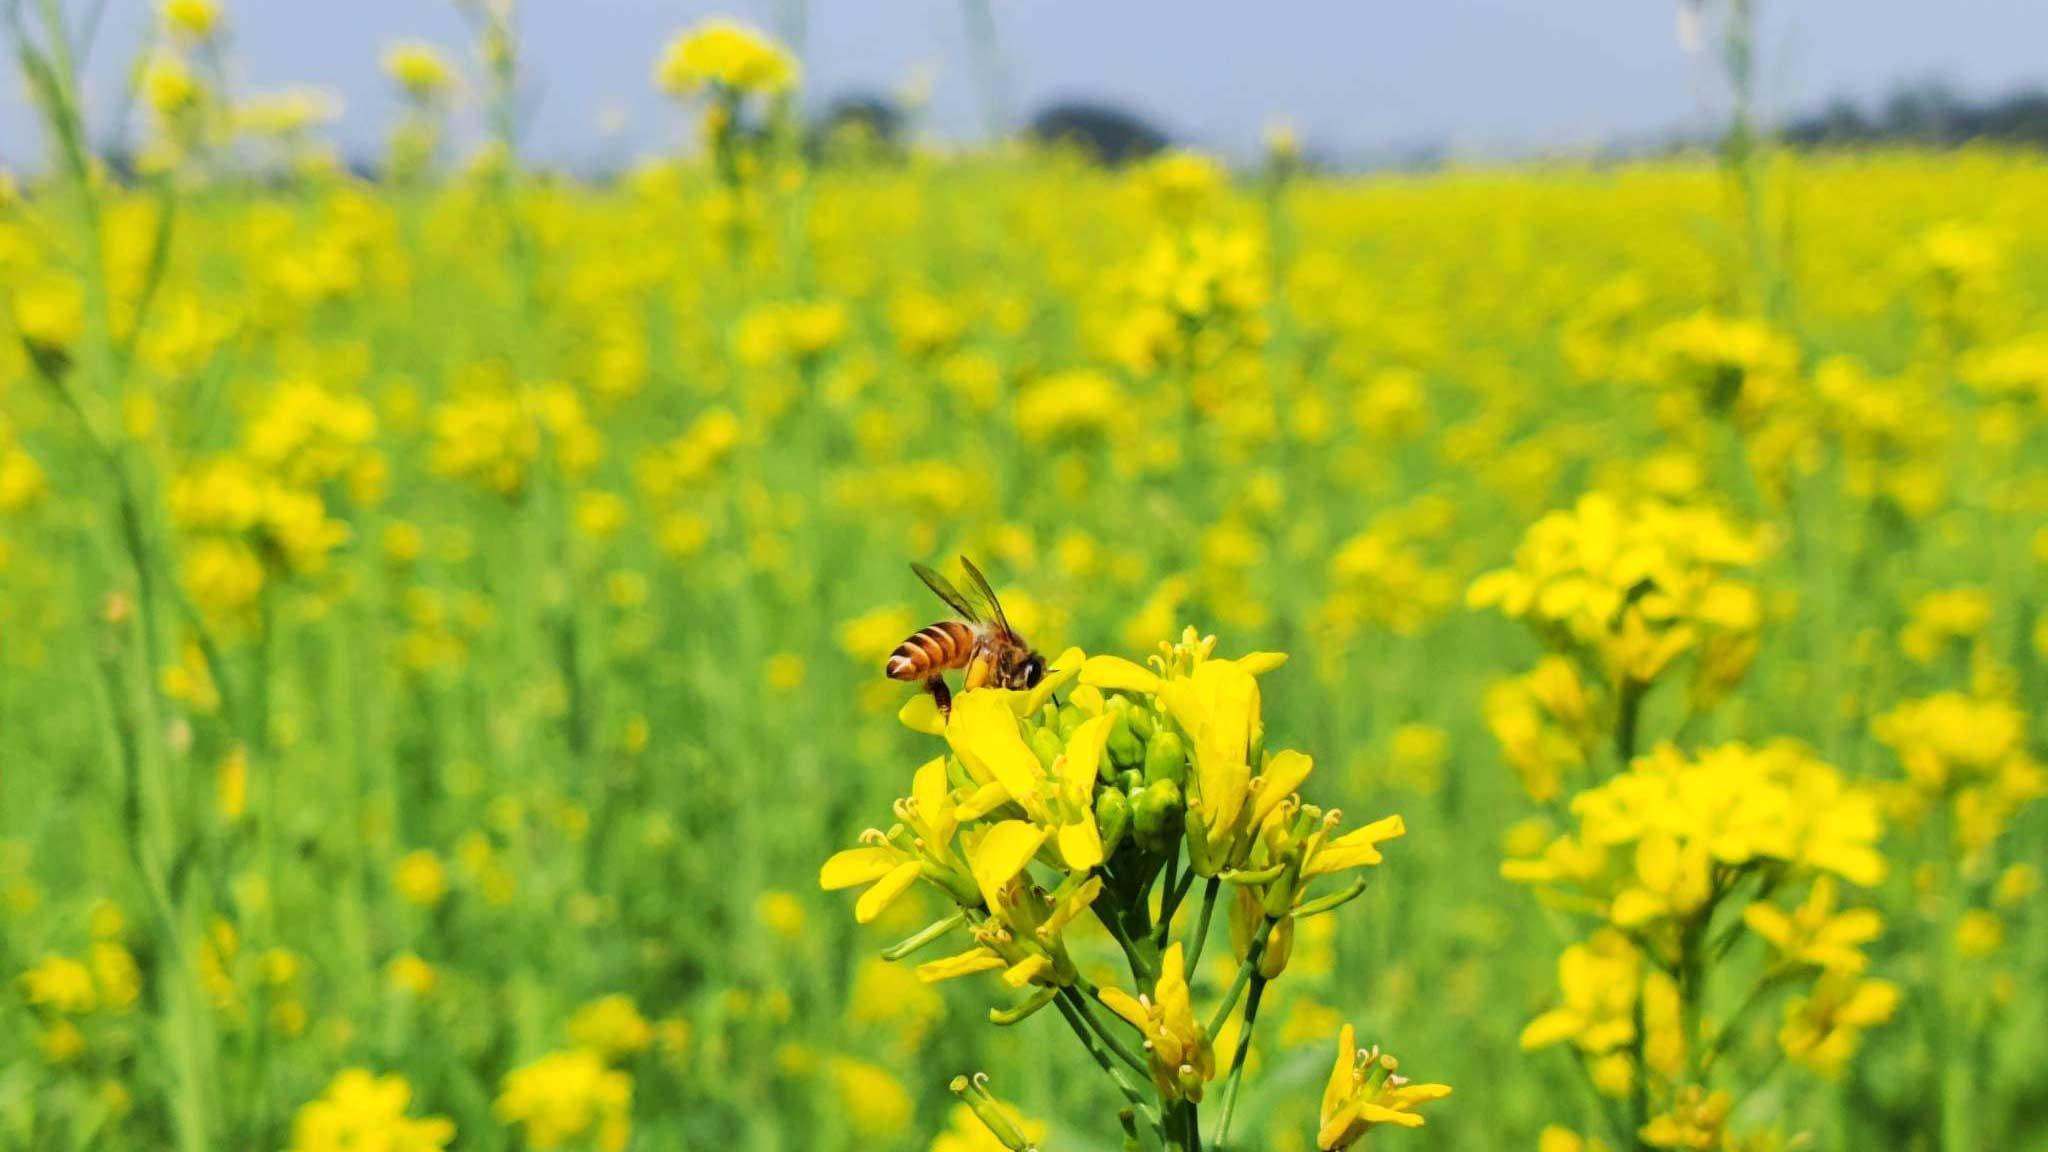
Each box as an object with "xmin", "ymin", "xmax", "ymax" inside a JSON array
[
  {"xmin": 1095, "ymin": 788, "xmax": 1131, "ymax": 856},
  {"xmin": 1107, "ymin": 709, "xmax": 1144, "ymax": 771},
  {"xmin": 1144, "ymin": 729, "xmax": 1187, "ymax": 787},
  {"xmin": 1132, "ymin": 779, "xmax": 1183, "ymax": 854}
]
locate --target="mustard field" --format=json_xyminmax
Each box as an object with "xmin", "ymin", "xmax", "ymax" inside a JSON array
[{"xmin": 1, "ymin": 7, "xmax": 2044, "ymax": 1152}]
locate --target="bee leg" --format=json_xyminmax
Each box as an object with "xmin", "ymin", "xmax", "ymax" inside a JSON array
[{"xmin": 925, "ymin": 675, "xmax": 953, "ymax": 720}]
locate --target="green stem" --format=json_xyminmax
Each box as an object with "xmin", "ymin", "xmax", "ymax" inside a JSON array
[
  {"xmin": 1206, "ymin": 916, "xmax": 1273, "ymax": 1037},
  {"xmin": 1628, "ymin": 959, "xmax": 1650, "ymax": 1152},
  {"xmin": 1935, "ymin": 803, "xmax": 1976, "ymax": 1152},
  {"xmin": 1212, "ymin": 975, "xmax": 1267, "ymax": 1149},
  {"xmin": 1183, "ymin": 877, "xmax": 1222, "ymax": 973},
  {"xmin": 1053, "ymin": 991, "xmax": 1149, "ymax": 1111},
  {"xmin": 1155, "ymin": 853, "xmax": 1195, "ymax": 950}
]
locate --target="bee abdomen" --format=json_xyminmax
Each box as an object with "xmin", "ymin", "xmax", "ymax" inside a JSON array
[{"xmin": 886, "ymin": 621, "xmax": 975, "ymax": 681}]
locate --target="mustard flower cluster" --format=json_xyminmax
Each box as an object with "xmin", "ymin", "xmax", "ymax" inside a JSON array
[
  {"xmin": 1507, "ymin": 741, "xmax": 1899, "ymax": 1137},
  {"xmin": 823, "ymin": 629, "xmax": 1446, "ymax": 1150},
  {"xmin": 1469, "ymin": 492, "xmax": 1765, "ymax": 798}
]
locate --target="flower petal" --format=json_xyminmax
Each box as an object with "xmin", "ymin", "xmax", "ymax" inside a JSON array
[
  {"xmin": 1304, "ymin": 814, "xmax": 1406, "ymax": 877},
  {"xmin": 898, "ymin": 692, "xmax": 945, "ymax": 735},
  {"xmin": 968, "ymin": 821, "xmax": 1047, "ymax": 912},
  {"xmin": 916, "ymin": 947, "xmax": 1005, "ymax": 983},
  {"xmin": 820, "ymin": 846, "xmax": 900, "ymax": 890},
  {"xmin": 947, "ymin": 692, "xmax": 1049, "ymax": 815},
  {"xmin": 1080, "ymin": 655, "xmax": 1163, "ymax": 695},
  {"xmin": 855, "ymin": 860, "xmax": 923, "ymax": 923}
]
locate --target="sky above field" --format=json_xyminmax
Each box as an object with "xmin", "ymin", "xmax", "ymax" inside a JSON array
[{"xmin": 2, "ymin": 0, "xmax": 2040, "ymax": 167}]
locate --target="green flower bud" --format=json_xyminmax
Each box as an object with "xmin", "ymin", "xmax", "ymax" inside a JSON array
[
  {"xmin": 1127, "ymin": 705, "xmax": 1156, "ymax": 741},
  {"xmin": 1132, "ymin": 779, "xmax": 1183, "ymax": 854},
  {"xmin": 1121, "ymin": 769, "xmax": 1145, "ymax": 795},
  {"xmin": 1056, "ymin": 703, "xmax": 1084, "ymax": 740},
  {"xmin": 1028, "ymin": 726, "xmax": 1063, "ymax": 772},
  {"xmin": 1095, "ymin": 788, "xmax": 1131, "ymax": 856},
  {"xmin": 1107, "ymin": 710, "xmax": 1144, "ymax": 771},
  {"xmin": 1144, "ymin": 729, "xmax": 1187, "ymax": 786}
]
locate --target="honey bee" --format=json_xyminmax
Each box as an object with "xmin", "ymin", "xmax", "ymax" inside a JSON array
[{"xmin": 886, "ymin": 556, "xmax": 1047, "ymax": 718}]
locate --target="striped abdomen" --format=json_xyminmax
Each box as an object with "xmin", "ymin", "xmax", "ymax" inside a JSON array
[{"xmin": 887, "ymin": 621, "xmax": 976, "ymax": 681}]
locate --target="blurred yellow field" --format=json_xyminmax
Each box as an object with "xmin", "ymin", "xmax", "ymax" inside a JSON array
[{"xmin": 1, "ymin": 5, "xmax": 2044, "ymax": 1152}]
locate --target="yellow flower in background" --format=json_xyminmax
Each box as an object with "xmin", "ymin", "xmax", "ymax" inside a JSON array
[
  {"xmin": 1016, "ymin": 369, "xmax": 1123, "ymax": 444},
  {"xmin": 384, "ymin": 41, "xmax": 456, "ymax": 100},
  {"xmin": 568, "ymin": 994, "xmax": 653, "ymax": 1061},
  {"xmin": 393, "ymin": 850, "xmax": 449, "ymax": 908},
  {"xmin": 1955, "ymin": 909, "xmax": 2003, "ymax": 958},
  {"xmin": 757, "ymin": 889, "xmax": 808, "ymax": 940},
  {"xmin": 1742, "ymin": 876, "xmax": 1884, "ymax": 973},
  {"xmin": 90, "ymin": 942, "xmax": 142, "ymax": 1012},
  {"xmin": 21, "ymin": 955, "xmax": 97, "ymax": 1015},
  {"xmin": 1469, "ymin": 492, "xmax": 1763, "ymax": 692},
  {"xmin": 1899, "ymin": 587, "xmax": 1991, "ymax": 664},
  {"xmin": 387, "ymin": 953, "xmax": 438, "ymax": 996},
  {"xmin": 39, "ymin": 1019, "xmax": 86, "ymax": 1064},
  {"xmin": 1540, "ymin": 1127, "xmax": 1612, "ymax": 1152},
  {"xmin": 1777, "ymin": 973, "xmax": 1900, "ymax": 1078},
  {"xmin": 494, "ymin": 1049, "xmax": 632, "ymax": 1152},
  {"xmin": 1640, "ymin": 1084, "xmax": 1731, "ymax": 1150},
  {"xmin": 848, "ymin": 956, "xmax": 943, "ymax": 1049},
  {"xmin": 828, "ymin": 1057, "xmax": 913, "ymax": 1141},
  {"xmin": 655, "ymin": 19, "xmax": 798, "ymax": 96},
  {"xmin": 288, "ymin": 1070, "xmax": 454, "ymax": 1152},
  {"xmin": 142, "ymin": 55, "xmax": 204, "ymax": 120},
  {"xmin": 931, "ymin": 1100, "xmax": 1046, "ymax": 1152},
  {"xmin": 1874, "ymin": 692, "xmax": 2024, "ymax": 794},
  {"xmin": 159, "ymin": 0, "xmax": 220, "ymax": 39}
]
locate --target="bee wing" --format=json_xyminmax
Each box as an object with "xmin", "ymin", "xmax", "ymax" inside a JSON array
[
  {"xmin": 957, "ymin": 556, "xmax": 1016, "ymax": 639},
  {"xmin": 912, "ymin": 561, "xmax": 982, "ymax": 623}
]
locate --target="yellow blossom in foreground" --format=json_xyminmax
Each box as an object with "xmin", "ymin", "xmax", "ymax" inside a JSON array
[
  {"xmin": 1317, "ymin": 1024, "xmax": 1451, "ymax": 1148},
  {"xmin": 1098, "ymin": 943, "xmax": 1213, "ymax": 1101}
]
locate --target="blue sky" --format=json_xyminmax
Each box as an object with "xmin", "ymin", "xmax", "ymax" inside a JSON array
[{"xmin": 2, "ymin": 1, "xmax": 2040, "ymax": 166}]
